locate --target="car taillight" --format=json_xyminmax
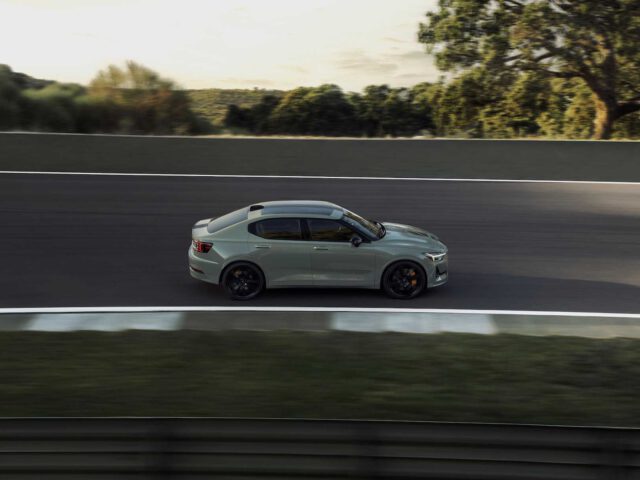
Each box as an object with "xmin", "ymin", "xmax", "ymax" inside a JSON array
[{"xmin": 192, "ymin": 240, "xmax": 213, "ymax": 253}]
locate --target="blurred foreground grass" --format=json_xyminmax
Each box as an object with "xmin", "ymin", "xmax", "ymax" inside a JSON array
[{"xmin": 0, "ymin": 331, "xmax": 638, "ymax": 425}]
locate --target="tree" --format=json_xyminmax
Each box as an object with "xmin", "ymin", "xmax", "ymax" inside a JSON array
[
  {"xmin": 409, "ymin": 83, "xmax": 438, "ymax": 134},
  {"xmin": 89, "ymin": 61, "xmax": 200, "ymax": 134},
  {"xmin": 419, "ymin": 0, "xmax": 640, "ymax": 139},
  {"xmin": 0, "ymin": 65, "xmax": 24, "ymax": 130},
  {"xmin": 358, "ymin": 85, "xmax": 392, "ymax": 136},
  {"xmin": 22, "ymin": 82, "xmax": 85, "ymax": 132},
  {"xmin": 352, "ymin": 85, "xmax": 433, "ymax": 137},
  {"xmin": 269, "ymin": 85, "xmax": 358, "ymax": 136},
  {"xmin": 224, "ymin": 95, "xmax": 280, "ymax": 133},
  {"xmin": 481, "ymin": 72, "xmax": 550, "ymax": 138}
]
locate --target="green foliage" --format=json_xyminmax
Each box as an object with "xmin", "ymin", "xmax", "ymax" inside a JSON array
[
  {"xmin": 481, "ymin": 72, "xmax": 549, "ymax": 138},
  {"xmin": 419, "ymin": 0, "xmax": 640, "ymax": 139},
  {"xmin": 352, "ymin": 85, "xmax": 432, "ymax": 137},
  {"xmin": 411, "ymin": 81, "xmax": 445, "ymax": 136},
  {"xmin": 224, "ymin": 95, "xmax": 280, "ymax": 133},
  {"xmin": 89, "ymin": 61, "xmax": 208, "ymax": 134},
  {"xmin": 613, "ymin": 112, "xmax": 640, "ymax": 139},
  {"xmin": 187, "ymin": 88, "xmax": 285, "ymax": 127},
  {"xmin": 223, "ymin": 84, "xmax": 435, "ymax": 137},
  {"xmin": 267, "ymin": 84, "xmax": 359, "ymax": 136},
  {"xmin": 536, "ymin": 78, "xmax": 576, "ymax": 137},
  {"xmin": 437, "ymin": 69, "xmax": 492, "ymax": 137},
  {"xmin": 23, "ymin": 83, "xmax": 84, "ymax": 132},
  {"xmin": 0, "ymin": 63, "xmax": 212, "ymax": 135},
  {"xmin": 563, "ymin": 84, "xmax": 596, "ymax": 139},
  {"xmin": 0, "ymin": 65, "xmax": 24, "ymax": 129}
]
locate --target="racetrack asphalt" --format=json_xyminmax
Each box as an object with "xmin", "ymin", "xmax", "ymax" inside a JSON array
[{"xmin": 1, "ymin": 173, "xmax": 639, "ymax": 312}]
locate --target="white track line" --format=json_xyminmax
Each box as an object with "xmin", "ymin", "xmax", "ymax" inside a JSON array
[
  {"xmin": 2, "ymin": 307, "xmax": 639, "ymax": 318},
  {"xmin": 1, "ymin": 170, "xmax": 640, "ymax": 186}
]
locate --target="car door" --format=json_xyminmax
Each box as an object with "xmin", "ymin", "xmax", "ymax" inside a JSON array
[
  {"xmin": 306, "ymin": 218, "xmax": 376, "ymax": 287},
  {"xmin": 247, "ymin": 218, "xmax": 312, "ymax": 287}
]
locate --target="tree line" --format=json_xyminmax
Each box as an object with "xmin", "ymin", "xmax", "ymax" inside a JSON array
[
  {"xmin": 223, "ymin": 74, "xmax": 640, "ymax": 139},
  {"xmin": 225, "ymin": 0, "xmax": 640, "ymax": 139},
  {"xmin": 223, "ymin": 84, "xmax": 434, "ymax": 137},
  {"xmin": 0, "ymin": 62, "xmax": 210, "ymax": 135}
]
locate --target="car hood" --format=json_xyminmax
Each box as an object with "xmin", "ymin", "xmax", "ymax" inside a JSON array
[{"xmin": 380, "ymin": 222, "xmax": 447, "ymax": 251}]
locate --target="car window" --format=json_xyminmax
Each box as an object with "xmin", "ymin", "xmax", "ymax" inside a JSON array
[
  {"xmin": 308, "ymin": 219, "xmax": 355, "ymax": 242},
  {"xmin": 251, "ymin": 218, "xmax": 303, "ymax": 241}
]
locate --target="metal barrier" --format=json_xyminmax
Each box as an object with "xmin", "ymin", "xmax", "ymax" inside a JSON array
[{"xmin": 0, "ymin": 418, "xmax": 638, "ymax": 479}]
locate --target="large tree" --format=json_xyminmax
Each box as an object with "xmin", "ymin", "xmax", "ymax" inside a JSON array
[
  {"xmin": 269, "ymin": 85, "xmax": 359, "ymax": 136},
  {"xmin": 89, "ymin": 61, "xmax": 198, "ymax": 134},
  {"xmin": 419, "ymin": 0, "xmax": 640, "ymax": 139}
]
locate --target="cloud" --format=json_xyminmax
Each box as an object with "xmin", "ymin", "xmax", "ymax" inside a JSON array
[
  {"xmin": 383, "ymin": 36, "xmax": 410, "ymax": 44},
  {"xmin": 388, "ymin": 50, "xmax": 428, "ymax": 61},
  {"xmin": 216, "ymin": 77, "xmax": 276, "ymax": 87},
  {"xmin": 392, "ymin": 72, "xmax": 432, "ymax": 80},
  {"xmin": 279, "ymin": 65, "xmax": 309, "ymax": 74},
  {"xmin": 335, "ymin": 50, "xmax": 398, "ymax": 75}
]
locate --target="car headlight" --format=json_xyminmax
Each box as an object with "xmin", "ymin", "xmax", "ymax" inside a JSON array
[{"xmin": 424, "ymin": 252, "xmax": 447, "ymax": 262}]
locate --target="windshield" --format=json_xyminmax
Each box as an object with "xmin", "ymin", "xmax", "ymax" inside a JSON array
[{"xmin": 342, "ymin": 209, "xmax": 384, "ymax": 239}]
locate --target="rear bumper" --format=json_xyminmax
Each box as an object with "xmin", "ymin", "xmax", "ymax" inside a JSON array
[{"xmin": 188, "ymin": 246, "xmax": 221, "ymax": 285}]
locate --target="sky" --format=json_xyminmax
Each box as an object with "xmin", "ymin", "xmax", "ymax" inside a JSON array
[{"xmin": 0, "ymin": 0, "xmax": 441, "ymax": 92}]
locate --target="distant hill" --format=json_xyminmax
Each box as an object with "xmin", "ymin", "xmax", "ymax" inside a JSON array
[
  {"xmin": 7, "ymin": 68, "xmax": 54, "ymax": 90},
  {"xmin": 186, "ymin": 88, "xmax": 286, "ymax": 127}
]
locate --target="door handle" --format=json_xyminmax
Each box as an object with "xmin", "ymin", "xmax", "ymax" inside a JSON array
[
  {"xmin": 313, "ymin": 246, "xmax": 329, "ymax": 250},
  {"xmin": 255, "ymin": 245, "xmax": 271, "ymax": 249}
]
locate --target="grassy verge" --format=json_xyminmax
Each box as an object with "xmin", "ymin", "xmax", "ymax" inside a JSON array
[{"xmin": 1, "ymin": 331, "xmax": 638, "ymax": 425}]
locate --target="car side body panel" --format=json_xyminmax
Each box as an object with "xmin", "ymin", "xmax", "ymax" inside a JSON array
[
  {"xmin": 310, "ymin": 241, "xmax": 377, "ymax": 287},
  {"xmin": 246, "ymin": 233, "xmax": 313, "ymax": 287}
]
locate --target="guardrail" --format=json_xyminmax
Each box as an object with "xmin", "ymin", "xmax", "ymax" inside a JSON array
[{"xmin": 1, "ymin": 418, "xmax": 638, "ymax": 479}]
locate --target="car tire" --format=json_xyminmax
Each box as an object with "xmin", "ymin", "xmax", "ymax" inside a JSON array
[
  {"xmin": 381, "ymin": 261, "xmax": 427, "ymax": 299},
  {"xmin": 221, "ymin": 262, "xmax": 265, "ymax": 300}
]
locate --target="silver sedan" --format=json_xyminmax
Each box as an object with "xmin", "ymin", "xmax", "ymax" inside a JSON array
[{"xmin": 189, "ymin": 200, "xmax": 448, "ymax": 300}]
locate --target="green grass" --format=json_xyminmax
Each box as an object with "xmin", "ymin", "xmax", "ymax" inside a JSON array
[
  {"xmin": 1, "ymin": 331, "xmax": 639, "ymax": 425},
  {"xmin": 186, "ymin": 88, "xmax": 286, "ymax": 127}
]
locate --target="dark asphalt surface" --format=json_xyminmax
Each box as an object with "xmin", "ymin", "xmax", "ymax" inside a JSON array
[{"xmin": 1, "ymin": 173, "xmax": 639, "ymax": 312}]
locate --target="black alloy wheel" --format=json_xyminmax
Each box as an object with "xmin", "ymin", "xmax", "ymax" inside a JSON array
[
  {"xmin": 222, "ymin": 263, "xmax": 265, "ymax": 300},
  {"xmin": 382, "ymin": 261, "xmax": 426, "ymax": 299}
]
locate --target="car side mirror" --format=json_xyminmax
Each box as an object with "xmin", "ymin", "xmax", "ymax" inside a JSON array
[{"xmin": 350, "ymin": 235, "xmax": 363, "ymax": 247}]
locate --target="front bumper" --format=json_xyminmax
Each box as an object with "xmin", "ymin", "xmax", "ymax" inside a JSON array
[{"xmin": 427, "ymin": 255, "xmax": 448, "ymax": 288}]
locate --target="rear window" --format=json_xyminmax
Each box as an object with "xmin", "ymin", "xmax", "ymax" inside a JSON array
[
  {"xmin": 249, "ymin": 218, "xmax": 303, "ymax": 241},
  {"xmin": 207, "ymin": 208, "xmax": 247, "ymax": 233}
]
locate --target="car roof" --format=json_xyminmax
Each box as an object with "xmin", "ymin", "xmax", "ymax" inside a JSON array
[{"xmin": 248, "ymin": 200, "xmax": 343, "ymax": 220}]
